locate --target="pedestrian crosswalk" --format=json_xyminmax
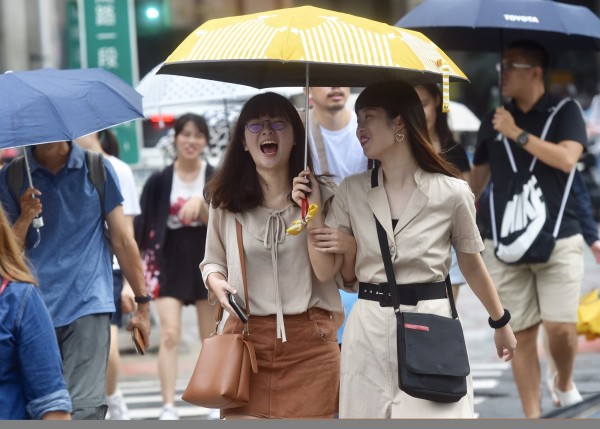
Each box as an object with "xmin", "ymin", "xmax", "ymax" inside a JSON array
[
  {"xmin": 113, "ymin": 379, "xmax": 220, "ymax": 420},
  {"xmin": 114, "ymin": 360, "xmax": 510, "ymax": 420}
]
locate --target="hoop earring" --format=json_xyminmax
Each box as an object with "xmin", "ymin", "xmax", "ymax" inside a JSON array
[{"xmin": 395, "ymin": 133, "xmax": 405, "ymax": 143}]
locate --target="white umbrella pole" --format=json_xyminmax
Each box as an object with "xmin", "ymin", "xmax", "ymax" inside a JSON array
[{"xmin": 23, "ymin": 149, "xmax": 43, "ymax": 247}]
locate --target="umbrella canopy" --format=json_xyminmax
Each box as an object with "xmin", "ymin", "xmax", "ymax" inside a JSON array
[
  {"xmin": 138, "ymin": 62, "xmax": 302, "ymax": 117},
  {"xmin": 138, "ymin": 62, "xmax": 259, "ymax": 116},
  {"xmin": 396, "ymin": 0, "xmax": 600, "ymax": 52},
  {"xmin": 447, "ymin": 101, "xmax": 481, "ymax": 132},
  {"xmin": 0, "ymin": 68, "xmax": 143, "ymax": 149},
  {"xmin": 158, "ymin": 5, "xmax": 468, "ymax": 87}
]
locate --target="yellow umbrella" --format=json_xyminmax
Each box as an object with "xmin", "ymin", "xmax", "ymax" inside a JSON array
[
  {"xmin": 159, "ymin": 5, "xmax": 468, "ymax": 223},
  {"xmin": 160, "ymin": 5, "xmax": 466, "ymax": 88}
]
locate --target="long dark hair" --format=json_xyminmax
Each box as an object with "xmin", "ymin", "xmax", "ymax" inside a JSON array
[
  {"xmin": 418, "ymin": 83, "xmax": 455, "ymax": 151},
  {"xmin": 98, "ymin": 129, "xmax": 120, "ymax": 158},
  {"xmin": 355, "ymin": 81, "xmax": 459, "ymax": 178},
  {"xmin": 205, "ymin": 92, "xmax": 313, "ymax": 213}
]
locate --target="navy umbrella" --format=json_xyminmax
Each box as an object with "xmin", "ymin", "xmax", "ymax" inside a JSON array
[
  {"xmin": 0, "ymin": 67, "xmax": 143, "ymax": 245},
  {"xmin": 396, "ymin": 0, "xmax": 600, "ymax": 52},
  {"xmin": 0, "ymin": 67, "xmax": 143, "ymax": 149}
]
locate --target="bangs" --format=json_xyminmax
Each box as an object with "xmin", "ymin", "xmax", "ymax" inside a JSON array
[
  {"xmin": 240, "ymin": 92, "xmax": 294, "ymax": 123},
  {"xmin": 355, "ymin": 83, "xmax": 397, "ymax": 116}
]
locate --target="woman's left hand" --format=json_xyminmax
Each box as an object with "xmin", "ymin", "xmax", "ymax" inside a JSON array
[
  {"xmin": 308, "ymin": 227, "xmax": 356, "ymax": 256},
  {"xmin": 494, "ymin": 324, "xmax": 517, "ymax": 362},
  {"xmin": 179, "ymin": 197, "xmax": 204, "ymax": 224}
]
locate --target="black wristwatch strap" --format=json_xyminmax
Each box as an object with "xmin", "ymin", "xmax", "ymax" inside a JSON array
[
  {"xmin": 488, "ymin": 308, "xmax": 511, "ymax": 329},
  {"xmin": 134, "ymin": 294, "xmax": 152, "ymax": 304}
]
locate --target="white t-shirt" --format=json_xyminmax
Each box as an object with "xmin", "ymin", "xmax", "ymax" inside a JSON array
[
  {"xmin": 106, "ymin": 155, "xmax": 141, "ymax": 270},
  {"xmin": 309, "ymin": 111, "xmax": 367, "ymax": 183},
  {"xmin": 167, "ymin": 161, "xmax": 207, "ymax": 229}
]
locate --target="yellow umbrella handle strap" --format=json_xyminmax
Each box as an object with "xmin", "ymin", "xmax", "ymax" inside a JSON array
[
  {"xmin": 436, "ymin": 59, "xmax": 450, "ymax": 113},
  {"xmin": 286, "ymin": 203, "xmax": 319, "ymax": 236}
]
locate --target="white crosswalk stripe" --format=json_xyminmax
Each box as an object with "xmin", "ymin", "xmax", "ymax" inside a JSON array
[
  {"xmin": 113, "ymin": 361, "xmax": 510, "ymax": 420},
  {"xmin": 110, "ymin": 380, "xmax": 218, "ymax": 421}
]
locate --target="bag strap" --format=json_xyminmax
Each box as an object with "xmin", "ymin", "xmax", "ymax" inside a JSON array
[
  {"xmin": 492, "ymin": 98, "xmax": 577, "ymax": 243},
  {"xmin": 309, "ymin": 109, "xmax": 330, "ymax": 174},
  {"xmin": 501, "ymin": 98, "xmax": 573, "ymax": 173},
  {"xmin": 211, "ymin": 220, "xmax": 251, "ymax": 329},
  {"xmin": 236, "ymin": 220, "xmax": 250, "ymax": 319},
  {"xmin": 370, "ymin": 166, "xmax": 458, "ymax": 319}
]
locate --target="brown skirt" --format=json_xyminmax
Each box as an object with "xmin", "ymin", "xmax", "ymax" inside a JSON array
[{"xmin": 222, "ymin": 307, "xmax": 340, "ymax": 419}]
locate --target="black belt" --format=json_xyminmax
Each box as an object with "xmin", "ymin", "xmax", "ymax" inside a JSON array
[{"xmin": 358, "ymin": 281, "xmax": 447, "ymax": 307}]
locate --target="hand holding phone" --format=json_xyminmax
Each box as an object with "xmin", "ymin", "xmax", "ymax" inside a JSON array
[
  {"xmin": 131, "ymin": 327, "xmax": 145, "ymax": 355},
  {"xmin": 227, "ymin": 292, "xmax": 249, "ymax": 324}
]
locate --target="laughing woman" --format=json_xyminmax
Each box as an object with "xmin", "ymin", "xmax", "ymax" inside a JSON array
[{"xmin": 200, "ymin": 92, "xmax": 345, "ymax": 419}]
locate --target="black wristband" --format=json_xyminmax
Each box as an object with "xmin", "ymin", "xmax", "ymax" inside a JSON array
[
  {"xmin": 134, "ymin": 294, "xmax": 152, "ymax": 304},
  {"xmin": 488, "ymin": 308, "xmax": 511, "ymax": 329}
]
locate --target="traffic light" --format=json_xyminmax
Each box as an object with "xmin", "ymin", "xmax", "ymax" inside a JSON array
[{"xmin": 136, "ymin": 0, "xmax": 171, "ymax": 35}]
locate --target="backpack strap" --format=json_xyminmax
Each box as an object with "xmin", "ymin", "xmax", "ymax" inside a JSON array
[
  {"xmin": 85, "ymin": 150, "xmax": 110, "ymax": 245},
  {"xmin": 492, "ymin": 98, "xmax": 579, "ymax": 246},
  {"xmin": 6, "ymin": 155, "xmax": 25, "ymax": 200}
]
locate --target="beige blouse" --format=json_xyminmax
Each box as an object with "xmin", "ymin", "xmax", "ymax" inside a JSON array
[
  {"xmin": 200, "ymin": 185, "xmax": 346, "ymax": 342},
  {"xmin": 326, "ymin": 168, "xmax": 484, "ymax": 286}
]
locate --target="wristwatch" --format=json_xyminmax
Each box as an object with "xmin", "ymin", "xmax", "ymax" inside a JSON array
[
  {"xmin": 134, "ymin": 294, "xmax": 152, "ymax": 304},
  {"xmin": 515, "ymin": 130, "xmax": 529, "ymax": 147}
]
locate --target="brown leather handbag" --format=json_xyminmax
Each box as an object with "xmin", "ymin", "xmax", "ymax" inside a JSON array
[{"xmin": 182, "ymin": 220, "xmax": 258, "ymax": 409}]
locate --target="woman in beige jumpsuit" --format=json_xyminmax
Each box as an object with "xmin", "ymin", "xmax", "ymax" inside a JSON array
[
  {"xmin": 200, "ymin": 92, "xmax": 346, "ymax": 419},
  {"xmin": 293, "ymin": 81, "xmax": 517, "ymax": 418}
]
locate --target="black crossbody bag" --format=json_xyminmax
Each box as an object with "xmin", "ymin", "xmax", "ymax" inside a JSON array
[{"xmin": 371, "ymin": 166, "xmax": 470, "ymax": 403}]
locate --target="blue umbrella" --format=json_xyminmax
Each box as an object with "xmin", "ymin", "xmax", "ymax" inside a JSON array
[
  {"xmin": 396, "ymin": 0, "xmax": 600, "ymax": 52},
  {"xmin": 0, "ymin": 67, "xmax": 143, "ymax": 246},
  {"xmin": 0, "ymin": 67, "xmax": 143, "ymax": 149}
]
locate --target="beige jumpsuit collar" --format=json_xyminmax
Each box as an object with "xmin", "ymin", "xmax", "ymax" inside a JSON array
[{"xmin": 367, "ymin": 167, "xmax": 430, "ymax": 241}]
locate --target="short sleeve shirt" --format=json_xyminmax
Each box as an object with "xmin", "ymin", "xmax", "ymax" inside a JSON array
[
  {"xmin": 473, "ymin": 93, "xmax": 587, "ymax": 239},
  {"xmin": 0, "ymin": 143, "xmax": 123, "ymax": 327}
]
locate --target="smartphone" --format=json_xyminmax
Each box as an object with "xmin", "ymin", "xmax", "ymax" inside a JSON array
[
  {"xmin": 131, "ymin": 327, "xmax": 145, "ymax": 355},
  {"xmin": 227, "ymin": 292, "xmax": 249, "ymax": 324}
]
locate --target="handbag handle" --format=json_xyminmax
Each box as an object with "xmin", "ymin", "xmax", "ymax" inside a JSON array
[
  {"xmin": 235, "ymin": 219, "xmax": 250, "ymax": 319},
  {"xmin": 212, "ymin": 220, "xmax": 251, "ymax": 330},
  {"xmin": 370, "ymin": 166, "xmax": 458, "ymax": 319}
]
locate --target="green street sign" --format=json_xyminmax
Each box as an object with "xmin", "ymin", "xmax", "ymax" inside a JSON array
[{"xmin": 78, "ymin": 0, "xmax": 141, "ymax": 164}]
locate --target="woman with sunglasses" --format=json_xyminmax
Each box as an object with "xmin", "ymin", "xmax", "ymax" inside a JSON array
[{"xmin": 201, "ymin": 92, "xmax": 345, "ymax": 419}]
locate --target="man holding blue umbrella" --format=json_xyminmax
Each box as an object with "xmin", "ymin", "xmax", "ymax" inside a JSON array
[
  {"xmin": 0, "ymin": 141, "xmax": 151, "ymax": 420},
  {"xmin": 470, "ymin": 40, "xmax": 587, "ymax": 418},
  {"xmin": 0, "ymin": 68, "xmax": 151, "ymax": 420}
]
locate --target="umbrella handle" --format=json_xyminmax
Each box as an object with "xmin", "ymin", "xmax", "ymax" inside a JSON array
[{"xmin": 301, "ymin": 198, "xmax": 308, "ymax": 220}]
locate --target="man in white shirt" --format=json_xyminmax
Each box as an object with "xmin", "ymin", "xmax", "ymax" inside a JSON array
[
  {"xmin": 307, "ymin": 87, "xmax": 367, "ymax": 346},
  {"xmin": 308, "ymin": 87, "xmax": 367, "ymax": 181}
]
